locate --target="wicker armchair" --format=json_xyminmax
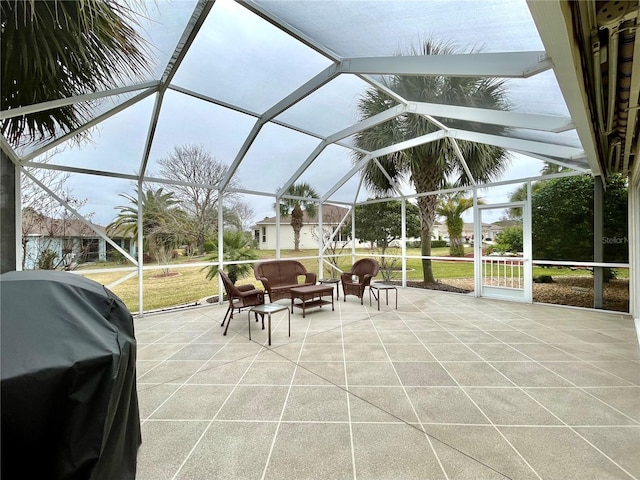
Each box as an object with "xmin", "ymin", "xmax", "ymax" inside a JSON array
[
  {"xmin": 219, "ymin": 270, "xmax": 264, "ymax": 335},
  {"xmin": 340, "ymin": 258, "xmax": 379, "ymax": 304}
]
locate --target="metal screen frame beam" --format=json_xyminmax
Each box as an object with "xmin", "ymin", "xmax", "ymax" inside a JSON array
[{"xmin": 341, "ymin": 51, "xmax": 552, "ymax": 78}]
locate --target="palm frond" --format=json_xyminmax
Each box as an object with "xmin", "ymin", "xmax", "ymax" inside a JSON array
[
  {"xmin": 1, "ymin": 0, "xmax": 151, "ymax": 146},
  {"xmin": 354, "ymin": 38, "xmax": 511, "ymax": 195},
  {"xmin": 277, "ymin": 182, "xmax": 320, "ymax": 215}
]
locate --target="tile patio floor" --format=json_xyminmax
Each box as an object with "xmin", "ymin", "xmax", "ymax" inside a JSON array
[{"xmin": 135, "ymin": 287, "xmax": 640, "ymax": 480}]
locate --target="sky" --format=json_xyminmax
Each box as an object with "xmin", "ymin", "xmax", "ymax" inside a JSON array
[{"xmin": 24, "ymin": 0, "xmax": 576, "ymax": 229}]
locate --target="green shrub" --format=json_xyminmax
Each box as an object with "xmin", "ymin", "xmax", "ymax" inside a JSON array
[
  {"xmin": 203, "ymin": 240, "xmax": 215, "ymax": 253},
  {"xmin": 533, "ymin": 275, "xmax": 554, "ymax": 283},
  {"xmin": 431, "ymin": 240, "xmax": 447, "ymax": 248},
  {"xmin": 495, "ymin": 226, "xmax": 523, "ymax": 253},
  {"xmin": 603, "ymin": 267, "xmax": 617, "ymax": 282},
  {"xmin": 38, "ymin": 249, "xmax": 58, "ymax": 270},
  {"xmin": 108, "ymin": 250, "xmax": 124, "ymax": 264}
]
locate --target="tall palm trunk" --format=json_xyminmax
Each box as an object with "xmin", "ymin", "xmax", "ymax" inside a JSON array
[
  {"xmin": 290, "ymin": 204, "xmax": 304, "ymax": 251},
  {"xmin": 416, "ymin": 195, "xmax": 437, "ymax": 283},
  {"xmin": 447, "ymin": 216, "xmax": 465, "ymax": 257},
  {"xmin": 412, "ymin": 161, "xmax": 442, "ymax": 283}
]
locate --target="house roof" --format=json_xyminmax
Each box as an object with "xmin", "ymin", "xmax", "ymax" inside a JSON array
[
  {"xmin": 492, "ymin": 219, "xmax": 521, "ymax": 228},
  {"xmin": 22, "ymin": 209, "xmax": 106, "ymax": 238}
]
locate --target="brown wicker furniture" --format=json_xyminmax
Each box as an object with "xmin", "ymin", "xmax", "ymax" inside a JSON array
[
  {"xmin": 254, "ymin": 260, "xmax": 317, "ymax": 302},
  {"xmin": 289, "ymin": 284, "xmax": 334, "ymax": 318},
  {"xmin": 219, "ymin": 270, "xmax": 264, "ymax": 336},
  {"xmin": 319, "ymin": 278, "xmax": 340, "ymax": 299},
  {"xmin": 341, "ymin": 258, "xmax": 380, "ymax": 304}
]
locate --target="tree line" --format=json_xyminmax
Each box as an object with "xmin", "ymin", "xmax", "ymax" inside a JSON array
[{"xmin": 107, "ymin": 145, "xmax": 254, "ymax": 261}]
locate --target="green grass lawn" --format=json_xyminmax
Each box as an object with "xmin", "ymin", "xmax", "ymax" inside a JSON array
[{"xmin": 79, "ymin": 247, "xmax": 627, "ymax": 313}]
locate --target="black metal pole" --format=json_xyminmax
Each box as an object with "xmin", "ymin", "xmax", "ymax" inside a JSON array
[
  {"xmin": 1, "ymin": 150, "xmax": 17, "ymax": 273},
  {"xmin": 594, "ymin": 175, "xmax": 604, "ymax": 309}
]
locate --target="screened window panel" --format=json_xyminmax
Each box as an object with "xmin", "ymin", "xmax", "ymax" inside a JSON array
[
  {"xmin": 275, "ymin": 75, "xmax": 369, "ymax": 138},
  {"xmin": 170, "ymin": 0, "xmax": 332, "ymax": 113},
  {"xmin": 295, "ymin": 144, "xmax": 360, "ymax": 198},
  {"xmin": 26, "ymin": 94, "xmax": 156, "ymax": 174},
  {"xmin": 145, "ymin": 89, "xmax": 258, "ymax": 176},
  {"xmin": 17, "ymin": 90, "xmax": 152, "ymax": 158},
  {"xmin": 252, "ymin": 0, "xmax": 542, "ymax": 57},
  {"xmin": 134, "ymin": 1, "xmax": 200, "ymax": 81},
  {"xmin": 228, "ymin": 122, "xmax": 322, "ymax": 194}
]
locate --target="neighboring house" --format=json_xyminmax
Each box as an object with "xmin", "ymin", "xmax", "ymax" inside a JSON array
[
  {"xmin": 431, "ymin": 222, "xmax": 447, "ymax": 241},
  {"xmin": 253, "ymin": 209, "xmax": 509, "ymax": 251},
  {"xmin": 465, "ymin": 222, "xmax": 503, "ymax": 243},
  {"xmin": 103, "ymin": 224, "xmax": 137, "ymax": 261},
  {"xmin": 488, "ymin": 220, "xmax": 521, "ymax": 241},
  {"xmin": 253, "ymin": 204, "xmax": 368, "ymax": 250},
  {"xmin": 254, "ymin": 204, "xmax": 439, "ymax": 250},
  {"xmin": 21, "ymin": 209, "xmax": 135, "ymax": 269},
  {"xmin": 434, "ymin": 222, "xmax": 507, "ymax": 244}
]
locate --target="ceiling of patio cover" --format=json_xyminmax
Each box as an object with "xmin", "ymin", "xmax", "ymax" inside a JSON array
[
  {"xmin": 0, "ymin": 271, "xmax": 140, "ymax": 480},
  {"xmin": 2, "ymin": 0, "xmax": 637, "ymax": 218}
]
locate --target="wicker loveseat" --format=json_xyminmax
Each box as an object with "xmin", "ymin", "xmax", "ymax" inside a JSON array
[{"xmin": 254, "ymin": 260, "xmax": 317, "ymax": 302}]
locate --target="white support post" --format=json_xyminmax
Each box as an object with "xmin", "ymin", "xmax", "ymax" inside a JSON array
[
  {"xmin": 15, "ymin": 162, "xmax": 22, "ymax": 271},
  {"xmin": 629, "ymin": 175, "xmax": 640, "ymax": 341},
  {"xmin": 351, "ymin": 207, "xmax": 356, "ymax": 262},
  {"xmin": 275, "ymin": 196, "xmax": 281, "ymax": 259},
  {"xmin": 401, "ymin": 199, "xmax": 407, "ymax": 287},
  {"xmin": 318, "ymin": 203, "xmax": 324, "ymax": 280},
  {"xmin": 473, "ymin": 187, "xmax": 482, "ymax": 296},
  {"xmin": 137, "ymin": 182, "xmax": 144, "ymax": 317},
  {"xmin": 524, "ymin": 181, "xmax": 533, "ymax": 302},
  {"xmin": 218, "ymin": 191, "xmax": 224, "ymax": 305}
]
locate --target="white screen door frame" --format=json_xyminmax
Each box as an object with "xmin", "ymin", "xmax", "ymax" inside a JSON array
[{"xmin": 474, "ymin": 201, "xmax": 532, "ymax": 302}]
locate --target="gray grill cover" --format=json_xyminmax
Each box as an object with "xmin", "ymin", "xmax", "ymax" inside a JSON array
[{"xmin": 1, "ymin": 270, "xmax": 140, "ymax": 480}]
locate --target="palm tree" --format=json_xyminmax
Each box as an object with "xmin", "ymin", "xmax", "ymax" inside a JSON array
[
  {"xmin": 353, "ymin": 39, "xmax": 510, "ymax": 283},
  {"xmin": 204, "ymin": 230, "xmax": 258, "ymax": 284},
  {"xmin": 436, "ymin": 191, "xmax": 477, "ymax": 257},
  {"xmin": 277, "ymin": 182, "xmax": 319, "ymax": 251},
  {"xmin": 107, "ymin": 188, "xmax": 181, "ymax": 257}
]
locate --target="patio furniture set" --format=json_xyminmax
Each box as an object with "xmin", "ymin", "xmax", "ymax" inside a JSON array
[{"xmin": 218, "ymin": 258, "xmax": 397, "ymax": 344}]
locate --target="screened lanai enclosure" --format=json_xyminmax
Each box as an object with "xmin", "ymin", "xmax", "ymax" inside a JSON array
[
  {"xmin": 3, "ymin": 2, "xmax": 640, "ymax": 480},
  {"xmin": 1, "ymin": 0, "xmax": 639, "ymax": 324}
]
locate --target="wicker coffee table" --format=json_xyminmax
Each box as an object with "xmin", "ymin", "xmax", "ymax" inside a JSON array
[
  {"xmin": 289, "ymin": 284, "xmax": 334, "ymax": 318},
  {"xmin": 319, "ymin": 278, "xmax": 340, "ymax": 299}
]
